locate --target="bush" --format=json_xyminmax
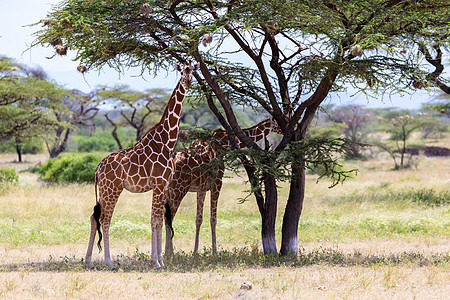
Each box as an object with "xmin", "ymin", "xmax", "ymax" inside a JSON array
[
  {"xmin": 0, "ymin": 168, "xmax": 19, "ymax": 185},
  {"xmin": 0, "ymin": 168, "xmax": 19, "ymax": 192},
  {"xmin": 39, "ymin": 153, "xmax": 104, "ymax": 183},
  {"xmin": 75, "ymin": 133, "xmax": 117, "ymax": 152}
]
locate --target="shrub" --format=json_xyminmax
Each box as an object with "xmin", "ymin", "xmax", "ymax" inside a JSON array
[
  {"xmin": 402, "ymin": 189, "xmax": 449, "ymax": 207},
  {"xmin": 39, "ymin": 153, "xmax": 104, "ymax": 183},
  {"xmin": 0, "ymin": 168, "xmax": 19, "ymax": 185},
  {"xmin": 75, "ymin": 134, "xmax": 117, "ymax": 152}
]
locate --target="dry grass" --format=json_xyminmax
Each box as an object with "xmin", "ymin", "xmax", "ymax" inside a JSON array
[
  {"xmin": 0, "ymin": 265, "xmax": 448, "ymax": 299},
  {"xmin": 0, "ymin": 153, "xmax": 449, "ymax": 298}
]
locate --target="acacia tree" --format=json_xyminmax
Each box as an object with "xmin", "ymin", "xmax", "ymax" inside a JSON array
[
  {"xmin": 46, "ymin": 89, "xmax": 99, "ymax": 158},
  {"xmin": 34, "ymin": 0, "xmax": 449, "ymax": 256},
  {"xmin": 330, "ymin": 105, "xmax": 371, "ymax": 158},
  {"xmin": 0, "ymin": 57, "xmax": 65, "ymax": 162},
  {"xmin": 377, "ymin": 113, "xmax": 435, "ymax": 169},
  {"xmin": 96, "ymin": 85, "xmax": 167, "ymax": 147}
]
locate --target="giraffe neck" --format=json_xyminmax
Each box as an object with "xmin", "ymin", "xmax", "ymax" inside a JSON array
[
  {"xmin": 141, "ymin": 80, "xmax": 186, "ymax": 152},
  {"xmin": 214, "ymin": 119, "xmax": 273, "ymax": 149}
]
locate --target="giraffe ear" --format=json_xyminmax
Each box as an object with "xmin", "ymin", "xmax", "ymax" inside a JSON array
[{"xmin": 175, "ymin": 63, "xmax": 182, "ymax": 72}]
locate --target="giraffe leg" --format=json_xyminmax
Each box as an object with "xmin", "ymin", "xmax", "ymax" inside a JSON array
[
  {"xmin": 102, "ymin": 222, "xmax": 116, "ymax": 270},
  {"xmin": 164, "ymin": 218, "xmax": 174, "ymax": 256},
  {"xmin": 210, "ymin": 176, "xmax": 223, "ymax": 254},
  {"xmin": 151, "ymin": 186, "xmax": 167, "ymax": 269},
  {"xmin": 85, "ymin": 214, "xmax": 97, "ymax": 269},
  {"xmin": 165, "ymin": 187, "xmax": 187, "ymax": 255},
  {"xmin": 194, "ymin": 191, "xmax": 207, "ymax": 254},
  {"xmin": 99, "ymin": 188, "xmax": 122, "ymax": 270}
]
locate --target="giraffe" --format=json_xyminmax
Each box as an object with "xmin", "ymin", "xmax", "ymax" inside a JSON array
[
  {"xmin": 85, "ymin": 61, "xmax": 198, "ymax": 269},
  {"xmin": 164, "ymin": 118, "xmax": 282, "ymax": 255}
]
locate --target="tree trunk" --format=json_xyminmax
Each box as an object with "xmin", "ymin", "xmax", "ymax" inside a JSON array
[
  {"xmin": 280, "ymin": 164, "xmax": 305, "ymax": 256},
  {"xmin": 136, "ymin": 126, "xmax": 143, "ymax": 141},
  {"xmin": 111, "ymin": 127, "xmax": 123, "ymax": 150},
  {"xmin": 50, "ymin": 129, "xmax": 71, "ymax": 158},
  {"xmin": 400, "ymin": 138, "xmax": 406, "ymax": 168},
  {"xmin": 261, "ymin": 173, "xmax": 278, "ymax": 254},
  {"xmin": 15, "ymin": 137, "xmax": 22, "ymax": 163},
  {"xmin": 105, "ymin": 114, "xmax": 123, "ymax": 149},
  {"xmin": 242, "ymin": 160, "xmax": 278, "ymax": 254}
]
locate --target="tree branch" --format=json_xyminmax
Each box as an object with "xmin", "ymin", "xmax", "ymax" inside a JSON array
[
  {"xmin": 204, "ymin": 0, "xmax": 285, "ymax": 126},
  {"xmin": 418, "ymin": 44, "xmax": 449, "ymax": 94}
]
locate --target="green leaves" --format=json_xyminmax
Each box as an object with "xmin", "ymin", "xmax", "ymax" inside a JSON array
[
  {"xmin": 0, "ymin": 57, "xmax": 67, "ymax": 140},
  {"xmin": 221, "ymin": 137, "xmax": 359, "ymax": 189},
  {"xmin": 38, "ymin": 153, "xmax": 104, "ymax": 183}
]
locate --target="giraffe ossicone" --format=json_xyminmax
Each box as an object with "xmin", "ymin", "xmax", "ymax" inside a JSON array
[
  {"xmin": 85, "ymin": 61, "xmax": 198, "ymax": 269},
  {"xmin": 164, "ymin": 117, "xmax": 282, "ymax": 255}
]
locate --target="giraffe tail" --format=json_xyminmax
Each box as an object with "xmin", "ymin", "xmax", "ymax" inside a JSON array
[
  {"xmin": 93, "ymin": 202, "xmax": 103, "ymax": 252},
  {"xmin": 164, "ymin": 202, "xmax": 174, "ymax": 239},
  {"xmin": 93, "ymin": 171, "xmax": 103, "ymax": 252}
]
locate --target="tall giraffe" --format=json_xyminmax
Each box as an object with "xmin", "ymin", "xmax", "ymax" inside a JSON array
[
  {"xmin": 165, "ymin": 118, "xmax": 281, "ymax": 254},
  {"xmin": 85, "ymin": 61, "xmax": 198, "ymax": 269}
]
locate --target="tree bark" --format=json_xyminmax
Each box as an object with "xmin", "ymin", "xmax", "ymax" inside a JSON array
[
  {"xmin": 280, "ymin": 163, "xmax": 305, "ymax": 256},
  {"xmin": 261, "ymin": 173, "xmax": 278, "ymax": 254},
  {"xmin": 105, "ymin": 114, "xmax": 123, "ymax": 149},
  {"xmin": 15, "ymin": 137, "xmax": 22, "ymax": 163},
  {"xmin": 241, "ymin": 160, "xmax": 278, "ymax": 254},
  {"xmin": 111, "ymin": 126, "xmax": 123, "ymax": 150},
  {"xmin": 50, "ymin": 129, "xmax": 71, "ymax": 158}
]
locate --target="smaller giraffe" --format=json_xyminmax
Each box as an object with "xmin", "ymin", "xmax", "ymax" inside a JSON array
[{"xmin": 165, "ymin": 118, "xmax": 282, "ymax": 254}]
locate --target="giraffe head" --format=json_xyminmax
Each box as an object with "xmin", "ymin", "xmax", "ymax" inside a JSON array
[
  {"xmin": 267, "ymin": 117, "xmax": 283, "ymax": 135},
  {"xmin": 175, "ymin": 61, "xmax": 199, "ymax": 89}
]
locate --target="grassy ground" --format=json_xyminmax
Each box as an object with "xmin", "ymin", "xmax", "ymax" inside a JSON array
[{"xmin": 0, "ymin": 152, "xmax": 449, "ymax": 298}]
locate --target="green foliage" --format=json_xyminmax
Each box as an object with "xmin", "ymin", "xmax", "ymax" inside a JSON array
[
  {"xmin": 97, "ymin": 85, "xmax": 169, "ymax": 142},
  {"xmin": 423, "ymin": 102, "xmax": 450, "ymax": 116},
  {"xmin": 0, "ymin": 56, "xmax": 68, "ymax": 144},
  {"xmin": 0, "ymin": 168, "xmax": 19, "ymax": 185},
  {"xmin": 222, "ymin": 137, "xmax": 360, "ymax": 190},
  {"xmin": 74, "ymin": 132, "xmax": 117, "ymax": 152},
  {"xmin": 401, "ymin": 189, "xmax": 450, "ymax": 207},
  {"xmin": 0, "ymin": 137, "xmax": 44, "ymax": 154},
  {"xmin": 32, "ymin": 0, "xmax": 449, "ymax": 98},
  {"xmin": 307, "ymin": 123, "xmax": 346, "ymax": 139},
  {"xmin": 38, "ymin": 153, "xmax": 103, "ymax": 183}
]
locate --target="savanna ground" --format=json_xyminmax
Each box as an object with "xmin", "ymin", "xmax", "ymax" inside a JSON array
[{"xmin": 0, "ymin": 149, "xmax": 449, "ymax": 299}]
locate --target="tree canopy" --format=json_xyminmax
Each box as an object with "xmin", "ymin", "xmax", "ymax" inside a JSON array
[{"xmin": 0, "ymin": 57, "xmax": 66, "ymax": 155}]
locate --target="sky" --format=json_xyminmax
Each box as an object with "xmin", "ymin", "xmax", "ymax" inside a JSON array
[{"xmin": 1, "ymin": 0, "xmax": 446, "ymax": 110}]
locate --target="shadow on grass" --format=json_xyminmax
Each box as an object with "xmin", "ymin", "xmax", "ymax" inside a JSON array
[{"xmin": 0, "ymin": 247, "xmax": 448, "ymax": 273}]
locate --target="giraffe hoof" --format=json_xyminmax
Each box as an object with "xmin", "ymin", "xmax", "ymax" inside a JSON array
[{"xmin": 153, "ymin": 263, "xmax": 164, "ymax": 269}]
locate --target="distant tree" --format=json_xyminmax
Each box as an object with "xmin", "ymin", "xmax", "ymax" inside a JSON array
[
  {"xmin": 307, "ymin": 122, "xmax": 346, "ymax": 140},
  {"xmin": 97, "ymin": 86, "xmax": 167, "ymax": 147},
  {"xmin": 330, "ymin": 105, "xmax": 371, "ymax": 158},
  {"xmin": 377, "ymin": 113, "xmax": 436, "ymax": 169},
  {"xmin": 45, "ymin": 89, "xmax": 99, "ymax": 158},
  {"xmin": 0, "ymin": 57, "xmax": 65, "ymax": 162},
  {"xmin": 180, "ymin": 101, "xmax": 219, "ymax": 129}
]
